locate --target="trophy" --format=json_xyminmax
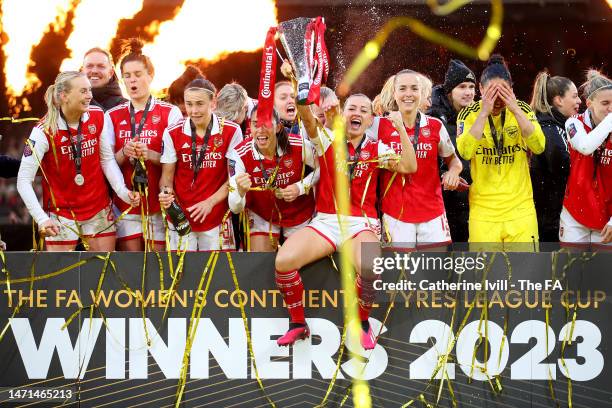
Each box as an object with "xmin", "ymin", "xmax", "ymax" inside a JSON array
[{"xmin": 279, "ymin": 17, "xmax": 329, "ymax": 105}]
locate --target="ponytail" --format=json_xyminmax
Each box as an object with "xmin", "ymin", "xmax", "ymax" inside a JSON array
[
  {"xmin": 119, "ymin": 38, "xmax": 154, "ymax": 75},
  {"xmin": 42, "ymin": 71, "xmax": 85, "ymax": 135},
  {"xmin": 530, "ymin": 70, "xmax": 574, "ymax": 115}
]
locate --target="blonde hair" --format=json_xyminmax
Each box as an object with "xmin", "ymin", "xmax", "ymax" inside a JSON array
[
  {"xmin": 530, "ymin": 71, "xmax": 574, "ymax": 115},
  {"xmin": 581, "ymin": 69, "xmax": 612, "ymax": 101},
  {"xmin": 418, "ymin": 74, "xmax": 433, "ymax": 111},
  {"xmin": 215, "ymin": 83, "xmax": 248, "ymax": 122},
  {"xmin": 42, "ymin": 71, "xmax": 86, "ymax": 135},
  {"xmin": 379, "ymin": 75, "xmax": 396, "ymax": 114}
]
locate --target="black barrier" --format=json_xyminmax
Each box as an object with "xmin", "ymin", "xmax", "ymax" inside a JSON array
[{"xmin": 0, "ymin": 251, "xmax": 610, "ymax": 407}]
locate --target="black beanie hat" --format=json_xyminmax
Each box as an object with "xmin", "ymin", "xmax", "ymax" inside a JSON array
[
  {"xmin": 443, "ymin": 59, "xmax": 476, "ymax": 94},
  {"xmin": 480, "ymin": 54, "xmax": 512, "ymax": 85}
]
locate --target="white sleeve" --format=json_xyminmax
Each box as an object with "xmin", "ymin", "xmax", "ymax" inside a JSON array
[
  {"xmin": 168, "ymin": 106, "xmax": 183, "ymax": 127},
  {"xmin": 99, "ymin": 121, "xmax": 131, "ymax": 204},
  {"xmin": 228, "ymin": 126, "xmax": 243, "ymax": 153},
  {"xmin": 160, "ymin": 128, "xmax": 177, "ymax": 164},
  {"xmin": 295, "ymin": 139, "xmax": 319, "ymax": 195},
  {"xmin": 102, "ymin": 112, "xmax": 116, "ymax": 151},
  {"xmin": 608, "ymin": 216, "xmax": 612, "ymax": 228},
  {"xmin": 437, "ymin": 125, "xmax": 456, "ymax": 158},
  {"xmin": 366, "ymin": 116, "xmax": 381, "ymax": 141},
  {"xmin": 227, "ymin": 149, "xmax": 247, "ymax": 213},
  {"xmin": 566, "ymin": 113, "xmax": 612, "ymax": 155},
  {"xmin": 16, "ymin": 127, "xmax": 50, "ymax": 225}
]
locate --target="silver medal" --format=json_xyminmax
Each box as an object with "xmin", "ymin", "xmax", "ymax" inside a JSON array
[{"xmin": 74, "ymin": 174, "xmax": 85, "ymax": 186}]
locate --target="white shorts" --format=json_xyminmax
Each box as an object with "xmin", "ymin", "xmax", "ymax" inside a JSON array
[
  {"xmin": 169, "ymin": 217, "xmax": 235, "ymax": 251},
  {"xmin": 46, "ymin": 204, "xmax": 115, "ymax": 246},
  {"xmin": 114, "ymin": 209, "xmax": 166, "ymax": 245},
  {"xmin": 248, "ymin": 210, "xmax": 311, "ymax": 240},
  {"xmin": 559, "ymin": 207, "xmax": 612, "ymax": 247},
  {"xmin": 382, "ymin": 212, "xmax": 452, "ymax": 249},
  {"xmin": 306, "ymin": 212, "xmax": 381, "ymax": 250}
]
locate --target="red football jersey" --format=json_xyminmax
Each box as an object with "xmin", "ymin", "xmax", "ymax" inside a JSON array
[
  {"xmin": 374, "ymin": 115, "xmax": 455, "ymax": 223},
  {"xmin": 105, "ymin": 98, "xmax": 182, "ymax": 215},
  {"xmin": 161, "ymin": 115, "xmax": 242, "ymax": 231},
  {"xmin": 229, "ymin": 134, "xmax": 316, "ymax": 227},
  {"xmin": 315, "ymin": 129, "xmax": 395, "ymax": 218},
  {"xmin": 37, "ymin": 106, "xmax": 110, "ymax": 220},
  {"xmin": 563, "ymin": 111, "xmax": 612, "ymax": 229}
]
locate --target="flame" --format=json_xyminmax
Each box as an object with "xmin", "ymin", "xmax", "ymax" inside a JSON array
[
  {"xmin": 2, "ymin": 0, "xmax": 277, "ymax": 110},
  {"xmin": 59, "ymin": 0, "xmax": 143, "ymax": 71},
  {"xmin": 143, "ymin": 0, "xmax": 277, "ymax": 92},
  {"xmin": 1, "ymin": 0, "xmax": 71, "ymax": 102}
]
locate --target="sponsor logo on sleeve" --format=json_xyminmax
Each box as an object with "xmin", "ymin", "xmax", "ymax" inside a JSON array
[
  {"xmin": 567, "ymin": 123, "xmax": 577, "ymax": 138},
  {"xmin": 23, "ymin": 139, "xmax": 36, "ymax": 157},
  {"xmin": 229, "ymin": 159, "xmax": 236, "ymax": 177}
]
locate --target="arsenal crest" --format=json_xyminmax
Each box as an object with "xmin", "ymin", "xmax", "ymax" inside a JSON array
[
  {"xmin": 284, "ymin": 158, "xmax": 293, "ymax": 168},
  {"xmin": 360, "ymin": 150, "xmax": 370, "ymax": 160},
  {"xmin": 151, "ymin": 115, "xmax": 161, "ymax": 124},
  {"xmin": 421, "ymin": 128, "xmax": 430, "ymax": 137},
  {"xmin": 214, "ymin": 136, "xmax": 223, "ymax": 148},
  {"xmin": 88, "ymin": 124, "xmax": 97, "ymax": 134}
]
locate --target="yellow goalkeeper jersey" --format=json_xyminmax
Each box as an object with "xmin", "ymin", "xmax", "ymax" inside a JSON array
[{"xmin": 456, "ymin": 100, "xmax": 545, "ymax": 222}]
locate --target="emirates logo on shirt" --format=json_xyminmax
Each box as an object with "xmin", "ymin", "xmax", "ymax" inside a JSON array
[
  {"xmin": 151, "ymin": 115, "xmax": 161, "ymax": 124},
  {"xmin": 88, "ymin": 124, "xmax": 97, "ymax": 134}
]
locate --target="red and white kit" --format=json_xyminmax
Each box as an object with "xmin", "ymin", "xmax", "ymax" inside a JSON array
[
  {"xmin": 103, "ymin": 98, "xmax": 182, "ymax": 244},
  {"xmin": 307, "ymin": 127, "xmax": 397, "ymax": 249},
  {"xmin": 372, "ymin": 114, "xmax": 455, "ymax": 248},
  {"xmin": 17, "ymin": 106, "xmax": 131, "ymax": 246},
  {"xmin": 228, "ymin": 134, "xmax": 317, "ymax": 239},
  {"xmin": 561, "ymin": 111, "xmax": 612, "ymax": 246},
  {"xmin": 161, "ymin": 114, "xmax": 243, "ymax": 250}
]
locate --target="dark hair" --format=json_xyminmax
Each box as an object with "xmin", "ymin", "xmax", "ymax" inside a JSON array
[
  {"xmin": 168, "ymin": 65, "xmax": 205, "ymax": 106},
  {"xmin": 185, "ymin": 76, "xmax": 217, "ymax": 99},
  {"xmin": 480, "ymin": 54, "xmax": 512, "ymax": 86},
  {"xmin": 250, "ymin": 104, "xmax": 288, "ymax": 153},
  {"xmin": 530, "ymin": 71, "xmax": 574, "ymax": 115},
  {"xmin": 119, "ymin": 38, "xmax": 154, "ymax": 75}
]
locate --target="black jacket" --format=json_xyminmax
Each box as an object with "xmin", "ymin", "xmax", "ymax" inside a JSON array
[
  {"xmin": 0, "ymin": 155, "xmax": 20, "ymax": 178},
  {"xmin": 530, "ymin": 108, "xmax": 570, "ymax": 240},
  {"xmin": 427, "ymin": 84, "xmax": 471, "ymax": 242},
  {"xmin": 91, "ymin": 75, "xmax": 127, "ymax": 111}
]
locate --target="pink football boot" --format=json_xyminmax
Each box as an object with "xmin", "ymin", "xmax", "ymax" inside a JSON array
[
  {"xmin": 277, "ymin": 324, "xmax": 310, "ymax": 346},
  {"xmin": 360, "ymin": 326, "xmax": 377, "ymax": 350}
]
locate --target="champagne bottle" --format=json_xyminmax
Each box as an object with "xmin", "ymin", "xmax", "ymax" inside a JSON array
[{"xmin": 164, "ymin": 188, "xmax": 191, "ymax": 236}]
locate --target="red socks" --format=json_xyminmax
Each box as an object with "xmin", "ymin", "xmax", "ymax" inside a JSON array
[
  {"xmin": 356, "ymin": 275, "xmax": 376, "ymax": 322},
  {"xmin": 275, "ymin": 269, "xmax": 305, "ymax": 324}
]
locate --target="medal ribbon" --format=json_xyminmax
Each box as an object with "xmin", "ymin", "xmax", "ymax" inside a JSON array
[
  {"xmin": 189, "ymin": 116, "xmax": 214, "ymax": 186},
  {"xmin": 59, "ymin": 110, "xmax": 83, "ymax": 183}
]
